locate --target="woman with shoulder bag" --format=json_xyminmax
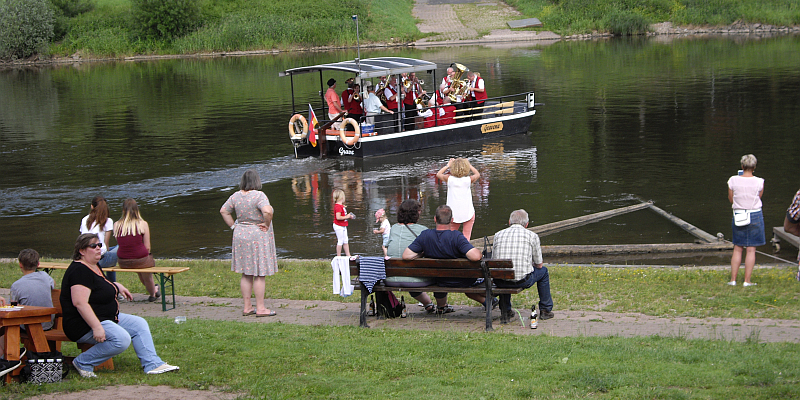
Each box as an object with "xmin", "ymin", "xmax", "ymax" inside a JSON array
[{"xmin": 727, "ymin": 154, "xmax": 765, "ymax": 287}]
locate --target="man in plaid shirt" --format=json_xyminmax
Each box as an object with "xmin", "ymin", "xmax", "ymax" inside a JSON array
[
  {"xmin": 783, "ymin": 189, "xmax": 800, "ymax": 280},
  {"xmin": 492, "ymin": 209, "xmax": 554, "ymax": 322}
]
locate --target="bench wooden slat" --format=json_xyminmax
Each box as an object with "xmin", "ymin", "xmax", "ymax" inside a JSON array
[{"xmin": 351, "ymin": 283, "xmax": 524, "ymax": 294}]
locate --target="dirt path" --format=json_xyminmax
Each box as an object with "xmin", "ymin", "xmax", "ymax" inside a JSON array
[{"xmin": 120, "ymin": 293, "xmax": 800, "ymax": 343}]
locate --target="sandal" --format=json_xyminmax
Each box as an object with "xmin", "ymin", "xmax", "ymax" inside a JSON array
[
  {"xmin": 436, "ymin": 304, "xmax": 454, "ymax": 315},
  {"xmin": 424, "ymin": 303, "xmax": 436, "ymax": 314}
]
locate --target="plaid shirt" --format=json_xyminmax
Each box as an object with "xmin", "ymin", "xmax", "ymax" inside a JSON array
[
  {"xmin": 492, "ymin": 224, "xmax": 542, "ymax": 281},
  {"xmin": 788, "ymin": 190, "xmax": 800, "ymax": 222}
]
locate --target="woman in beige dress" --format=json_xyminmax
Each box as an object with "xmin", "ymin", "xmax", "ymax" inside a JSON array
[{"xmin": 220, "ymin": 169, "xmax": 278, "ymax": 317}]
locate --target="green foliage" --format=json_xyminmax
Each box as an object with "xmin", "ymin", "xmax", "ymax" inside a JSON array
[
  {"xmin": 50, "ymin": 0, "xmax": 95, "ymax": 40},
  {"xmin": 0, "ymin": 0, "xmax": 54, "ymax": 60},
  {"xmin": 130, "ymin": 0, "xmax": 200, "ymax": 40},
  {"xmin": 603, "ymin": 10, "xmax": 651, "ymax": 35}
]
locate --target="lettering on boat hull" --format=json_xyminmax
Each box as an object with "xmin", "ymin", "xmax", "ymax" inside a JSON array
[
  {"xmin": 481, "ymin": 122, "xmax": 503, "ymax": 134},
  {"xmin": 338, "ymin": 147, "xmax": 355, "ymax": 156}
]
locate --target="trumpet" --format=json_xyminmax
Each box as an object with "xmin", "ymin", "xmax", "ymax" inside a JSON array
[
  {"xmin": 417, "ymin": 79, "xmax": 424, "ymax": 85},
  {"xmin": 352, "ymin": 92, "xmax": 361, "ymax": 102},
  {"xmin": 402, "ymin": 77, "xmax": 412, "ymax": 89},
  {"xmin": 414, "ymin": 92, "xmax": 431, "ymax": 106}
]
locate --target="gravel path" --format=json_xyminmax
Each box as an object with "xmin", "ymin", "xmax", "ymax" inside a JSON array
[{"xmin": 120, "ymin": 293, "xmax": 800, "ymax": 343}]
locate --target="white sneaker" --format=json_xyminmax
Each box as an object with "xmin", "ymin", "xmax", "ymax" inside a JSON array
[
  {"xmin": 743, "ymin": 282, "xmax": 757, "ymax": 287},
  {"xmin": 72, "ymin": 359, "xmax": 97, "ymax": 378},
  {"xmin": 726, "ymin": 281, "xmax": 737, "ymax": 286},
  {"xmin": 147, "ymin": 363, "xmax": 180, "ymax": 374}
]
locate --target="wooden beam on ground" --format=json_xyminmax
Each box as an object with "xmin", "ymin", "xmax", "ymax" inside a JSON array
[
  {"xmin": 541, "ymin": 242, "xmax": 732, "ymax": 257},
  {"xmin": 471, "ymin": 201, "xmax": 653, "ymax": 248},
  {"xmin": 772, "ymin": 226, "xmax": 800, "ymax": 249},
  {"xmin": 646, "ymin": 203, "xmax": 719, "ymax": 243}
]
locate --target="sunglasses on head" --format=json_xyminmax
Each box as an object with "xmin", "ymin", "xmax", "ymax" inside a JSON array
[{"xmin": 88, "ymin": 243, "xmax": 103, "ymax": 249}]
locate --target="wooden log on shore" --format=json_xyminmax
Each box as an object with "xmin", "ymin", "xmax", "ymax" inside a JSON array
[
  {"xmin": 646, "ymin": 203, "xmax": 719, "ymax": 243},
  {"xmin": 541, "ymin": 242, "xmax": 731, "ymax": 257},
  {"xmin": 470, "ymin": 201, "xmax": 653, "ymax": 247}
]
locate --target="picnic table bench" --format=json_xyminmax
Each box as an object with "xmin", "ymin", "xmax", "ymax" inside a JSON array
[
  {"xmin": 349, "ymin": 257, "xmax": 523, "ymax": 331},
  {"xmin": 38, "ymin": 262, "xmax": 189, "ymax": 312}
]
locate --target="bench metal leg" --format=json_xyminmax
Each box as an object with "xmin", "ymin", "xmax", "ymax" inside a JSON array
[
  {"xmin": 157, "ymin": 273, "xmax": 176, "ymax": 312},
  {"xmin": 359, "ymin": 283, "xmax": 370, "ymax": 328},
  {"xmin": 481, "ymin": 261, "xmax": 494, "ymax": 332}
]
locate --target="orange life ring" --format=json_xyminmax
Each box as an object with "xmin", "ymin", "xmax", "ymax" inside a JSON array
[
  {"xmin": 338, "ymin": 118, "xmax": 361, "ymax": 146},
  {"xmin": 288, "ymin": 114, "xmax": 308, "ymax": 140}
]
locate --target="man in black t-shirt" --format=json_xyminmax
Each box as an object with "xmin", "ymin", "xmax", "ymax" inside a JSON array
[{"xmin": 403, "ymin": 205, "xmax": 487, "ymax": 313}]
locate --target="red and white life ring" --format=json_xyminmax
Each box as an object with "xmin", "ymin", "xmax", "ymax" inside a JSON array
[
  {"xmin": 288, "ymin": 114, "xmax": 308, "ymax": 140},
  {"xmin": 338, "ymin": 118, "xmax": 361, "ymax": 146}
]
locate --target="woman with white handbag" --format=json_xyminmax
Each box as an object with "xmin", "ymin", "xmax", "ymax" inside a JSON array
[{"xmin": 727, "ymin": 154, "xmax": 765, "ymax": 287}]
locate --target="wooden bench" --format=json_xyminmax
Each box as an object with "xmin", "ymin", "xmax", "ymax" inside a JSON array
[
  {"xmin": 349, "ymin": 258, "xmax": 524, "ymax": 331},
  {"xmin": 39, "ymin": 262, "xmax": 190, "ymax": 312},
  {"xmin": 20, "ymin": 289, "xmax": 114, "ymax": 370}
]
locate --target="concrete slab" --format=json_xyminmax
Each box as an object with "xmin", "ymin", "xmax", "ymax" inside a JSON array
[{"xmin": 508, "ymin": 18, "xmax": 543, "ymax": 29}]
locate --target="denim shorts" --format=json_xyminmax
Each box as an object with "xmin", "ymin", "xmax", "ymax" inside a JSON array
[{"xmin": 731, "ymin": 210, "xmax": 766, "ymax": 247}]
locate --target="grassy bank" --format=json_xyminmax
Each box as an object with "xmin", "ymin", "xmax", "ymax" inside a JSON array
[
  {"xmin": 3, "ymin": 318, "xmax": 800, "ymax": 399},
  {"xmin": 47, "ymin": 0, "xmax": 420, "ymax": 58},
  {"xmin": 507, "ymin": 0, "xmax": 800, "ymax": 35},
  {"xmin": 17, "ymin": 0, "xmax": 799, "ymax": 59},
  {"xmin": 3, "ymin": 259, "xmax": 798, "ymax": 320}
]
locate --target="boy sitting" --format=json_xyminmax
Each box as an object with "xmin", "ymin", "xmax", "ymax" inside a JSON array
[{"xmin": 10, "ymin": 249, "xmax": 54, "ymax": 330}]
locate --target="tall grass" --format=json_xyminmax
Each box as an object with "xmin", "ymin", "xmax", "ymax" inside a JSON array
[
  {"xmin": 49, "ymin": 0, "xmax": 420, "ymax": 57},
  {"xmin": 506, "ymin": 0, "xmax": 800, "ymax": 35}
]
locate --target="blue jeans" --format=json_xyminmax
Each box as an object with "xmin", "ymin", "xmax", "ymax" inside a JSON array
[
  {"xmin": 494, "ymin": 267, "xmax": 553, "ymax": 312},
  {"xmin": 74, "ymin": 313, "xmax": 165, "ymax": 373},
  {"xmin": 98, "ymin": 245, "xmax": 118, "ymax": 282}
]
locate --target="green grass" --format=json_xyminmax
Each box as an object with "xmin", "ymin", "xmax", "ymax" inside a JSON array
[
  {"xmin": 3, "ymin": 260, "xmax": 799, "ymax": 320},
  {"xmin": 505, "ymin": 0, "xmax": 800, "ymax": 35},
  {"xmin": 48, "ymin": 0, "xmax": 421, "ymax": 58},
  {"xmin": 2, "ymin": 318, "xmax": 800, "ymax": 399}
]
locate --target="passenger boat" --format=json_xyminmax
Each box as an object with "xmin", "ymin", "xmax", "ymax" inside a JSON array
[{"xmin": 280, "ymin": 57, "xmax": 537, "ymax": 158}]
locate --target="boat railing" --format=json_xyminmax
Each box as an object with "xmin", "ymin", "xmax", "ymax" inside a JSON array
[{"xmin": 314, "ymin": 91, "xmax": 533, "ymax": 136}]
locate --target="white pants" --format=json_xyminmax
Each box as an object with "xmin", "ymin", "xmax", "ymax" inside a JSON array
[
  {"xmin": 333, "ymin": 223, "xmax": 349, "ymax": 245},
  {"xmin": 328, "ymin": 112, "xmax": 341, "ymax": 130}
]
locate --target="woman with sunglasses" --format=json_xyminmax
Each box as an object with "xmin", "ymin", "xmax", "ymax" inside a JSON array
[
  {"xmin": 61, "ymin": 233, "xmax": 179, "ymax": 377},
  {"xmin": 114, "ymin": 198, "xmax": 159, "ymax": 302}
]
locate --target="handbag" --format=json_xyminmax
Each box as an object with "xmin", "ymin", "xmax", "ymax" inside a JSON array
[
  {"xmin": 20, "ymin": 350, "xmax": 64, "ymax": 384},
  {"xmin": 733, "ymin": 210, "xmax": 751, "ymax": 227}
]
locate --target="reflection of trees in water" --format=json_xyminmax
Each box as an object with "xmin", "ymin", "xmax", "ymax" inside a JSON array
[{"xmin": 0, "ymin": 68, "xmax": 59, "ymax": 141}]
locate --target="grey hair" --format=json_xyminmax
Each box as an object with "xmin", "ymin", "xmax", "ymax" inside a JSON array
[
  {"xmin": 366, "ymin": 84, "xmax": 374, "ymax": 92},
  {"xmin": 509, "ymin": 209, "xmax": 529, "ymax": 226},
  {"xmin": 740, "ymin": 154, "xmax": 757, "ymax": 170},
  {"xmin": 240, "ymin": 169, "xmax": 262, "ymax": 191}
]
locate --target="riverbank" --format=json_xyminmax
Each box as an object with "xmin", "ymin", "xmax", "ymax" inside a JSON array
[{"xmin": 2, "ymin": 0, "xmax": 799, "ymax": 67}]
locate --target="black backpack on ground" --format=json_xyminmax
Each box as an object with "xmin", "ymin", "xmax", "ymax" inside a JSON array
[{"xmin": 375, "ymin": 290, "xmax": 405, "ymax": 319}]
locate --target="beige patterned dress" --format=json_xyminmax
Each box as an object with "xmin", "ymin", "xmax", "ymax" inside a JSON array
[{"xmin": 221, "ymin": 190, "xmax": 278, "ymax": 276}]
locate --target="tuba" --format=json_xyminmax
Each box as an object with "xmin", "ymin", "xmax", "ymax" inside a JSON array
[{"xmin": 447, "ymin": 63, "xmax": 469, "ymax": 102}]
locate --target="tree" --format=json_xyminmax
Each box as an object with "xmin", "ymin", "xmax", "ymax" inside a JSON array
[{"xmin": 0, "ymin": 0, "xmax": 55, "ymax": 60}]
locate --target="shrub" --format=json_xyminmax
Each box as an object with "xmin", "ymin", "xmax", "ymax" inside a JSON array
[
  {"xmin": 131, "ymin": 0, "xmax": 200, "ymax": 40},
  {"xmin": 50, "ymin": 0, "xmax": 95, "ymax": 41},
  {"xmin": 602, "ymin": 10, "xmax": 649, "ymax": 36},
  {"xmin": 0, "ymin": 0, "xmax": 55, "ymax": 60}
]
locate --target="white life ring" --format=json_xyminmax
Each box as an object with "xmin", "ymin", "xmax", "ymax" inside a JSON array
[
  {"xmin": 338, "ymin": 118, "xmax": 361, "ymax": 146},
  {"xmin": 288, "ymin": 114, "xmax": 308, "ymax": 140}
]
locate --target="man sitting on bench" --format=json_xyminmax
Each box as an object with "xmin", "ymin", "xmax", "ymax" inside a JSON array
[
  {"xmin": 10, "ymin": 249, "xmax": 54, "ymax": 330},
  {"xmin": 402, "ymin": 205, "xmax": 488, "ymax": 314},
  {"xmin": 492, "ymin": 209, "xmax": 554, "ymax": 322}
]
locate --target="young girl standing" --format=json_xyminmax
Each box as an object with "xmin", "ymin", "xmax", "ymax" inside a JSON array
[
  {"xmin": 373, "ymin": 208, "xmax": 391, "ymax": 258},
  {"xmin": 333, "ymin": 189, "xmax": 355, "ymax": 257}
]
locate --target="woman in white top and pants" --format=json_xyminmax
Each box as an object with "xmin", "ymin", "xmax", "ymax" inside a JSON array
[
  {"xmin": 436, "ymin": 158, "xmax": 480, "ymax": 240},
  {"xmin": 727, "ymin": 154, "xmax": 765, "ymax": 287}
]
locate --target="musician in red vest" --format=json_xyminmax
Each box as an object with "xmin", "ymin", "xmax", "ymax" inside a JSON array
[
  {"xmin": 383, "ymin": 77, "xmax": 399, "ymax": 112},
  {"xmin": 340, "ymin": 78, "xmax": 354, "ymax": 117},
  {"xmin": 402, "ymin": 73, "xmax": 426, "ymax": 131},
  {"xmin": 345, "ymin": 83, "xmax": 364, "ymax": 127},
  {"xmin": 438, "ymin": 97, "xmax": 457, "ymax": 126},
  {"xmin": 466, "ymin": 71, "xmax": 487, "ymax": 121}
]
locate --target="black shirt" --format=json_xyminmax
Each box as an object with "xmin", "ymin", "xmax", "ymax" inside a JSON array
[{"xmin": 60, "ymin": 261, "xmax": 119, "ymax": 341}]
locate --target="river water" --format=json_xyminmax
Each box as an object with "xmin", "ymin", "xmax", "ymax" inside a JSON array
[{"xmin": 1, "ymin": 35, "xmax": 799, "ymax": 265}]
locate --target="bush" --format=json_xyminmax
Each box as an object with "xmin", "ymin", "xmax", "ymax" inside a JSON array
[
  {"xmin": 131, "ymin": 0, "xmax": 200, "ymax": 40},
  {"xmin": 50, "ymin": 0, "xmax": 95, "ymax": 41},
  {"xmin": 602, "ymin": 10, "xmax": 649, "ymax": 36},
  {"xmin": 0, "ymin": 0, "xmax": 55, "ymax": 60}
]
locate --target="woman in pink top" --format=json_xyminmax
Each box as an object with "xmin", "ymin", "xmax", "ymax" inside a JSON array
[
  {"xmin": 726, "ymin": 154, "xmax": 765, "ymax": 287},
  {"xmin": 114, "ymin": 198, "xmax": 159, "ymax": 301}
]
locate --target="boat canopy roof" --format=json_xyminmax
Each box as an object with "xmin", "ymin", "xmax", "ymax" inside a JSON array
[{"xmin": 279, "ymin": 57, "xmax": 438, "ymax": 80}]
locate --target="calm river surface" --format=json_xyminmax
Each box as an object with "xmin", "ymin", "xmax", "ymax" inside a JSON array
[{"xmin": 1, "ymin": 35, "xmax": 799, "ymax": 265}]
